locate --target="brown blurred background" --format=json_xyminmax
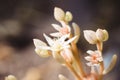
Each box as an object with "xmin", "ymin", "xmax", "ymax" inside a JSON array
[{"xmin": 0, "ymin": 0, "xmax": 120, "ymax": 80}]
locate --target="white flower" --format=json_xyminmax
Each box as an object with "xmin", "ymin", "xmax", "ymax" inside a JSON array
[
  {"xmin": 85, "ymin": 50, "xmax": 103, "ymax": 66},
  {"xmin": 43, "ymin": 34, "xmax": 76, "ymax": 52},
  {"xmin": 34, "ymin": 34, "xmax": 77, "ymax": 62},
  {"xmin": 50, "ymin": 22, "xmax": 71, "ymax": 37}
]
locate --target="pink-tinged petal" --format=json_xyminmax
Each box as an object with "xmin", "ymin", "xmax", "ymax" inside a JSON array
[
  {"xmin": 43, "ymin": 33, "xmax": 54, "ymax": 46},
  {"xmin": 50, "ymin": 32, "xmax": 62, "ymax": 37},
  {"xmin": 84, "ymin": 56, "xmax": 92, "ymax": 61},
  {"xmin": 33, "ymin": 39, "xmax": 47, "ymax": 48},
  {"xmin": 52, "ymin": 24, "xmax": 62, "ymax": 31}
]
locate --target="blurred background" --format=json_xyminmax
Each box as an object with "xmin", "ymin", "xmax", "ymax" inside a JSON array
[{"xmin": 0, "ymin": 0, "xmax": 120, "ymax": 80}]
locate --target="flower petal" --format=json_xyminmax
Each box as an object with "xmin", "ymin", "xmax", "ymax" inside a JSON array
[
  {"xmin": 33, "ymin": 39, "xmax": 47, "ymax": 48},
  {"xmin": 86, "ymin": 62, "xmax": 92, "ymax": 66},
  {"xmin": 84, "ymin": 56, "xmax": 92, "ymax": 61},
  {"xmin": 64, "ymin": 36, "xmax": 77, "ymax": 45},
  {"xmin": 52, "ymin": 24, "xmax": 62, "ymax": 31},
  {"xmin": 59, "ymin": 34, "xmax": 69, "ymax": 43},
  {"xmin": 54, "ymin": 7, "xmax": 65, "ymax": 21},
  {"xmin": 50, "ymin": 32, "xmax": 62, "ymax": 37},
  {"xmin": 84, "ymin": 30, "xmax": 97, "ymax": 44},
  {"xmin": 43, "ymin": 33, "xmax": 54, "ymax": 46},
  {"xmin": 86, "ymin": 50, "xmax": 95, "ymax": 55}
]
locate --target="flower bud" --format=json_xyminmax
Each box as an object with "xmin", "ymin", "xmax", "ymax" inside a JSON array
[
  {"xmin": 54, "ymin": 7, "xmax": 65, "ymax": 21},
  {"xmin": 35, "ymin": 48, "xmax": 50, "ymax": 57},
  {"xmin": 96, "ymin": 29, "xmax": 109, "ymax": 41},
  {"xmin": 5, "ymin": 75, "xmax": 17, "ymax": 80},
  {"xmin": 84, "ymin": 30, "xmax": 98, "ymax": 44},
  {"xmin": 72, "ymin": 22, "xmax": 80, "ymax": 43},
  {"xmin": 33, "ymin": 39, "xmax": 51, "ymax": 57},
  {"xmin": 64, "ymin": 11, "xmax": 73, "ymax": 22},
  {"xmin": 58, "ymin": 74, "xmax": 68, "ymax": 80}
]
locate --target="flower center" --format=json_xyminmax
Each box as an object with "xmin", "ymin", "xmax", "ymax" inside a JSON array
[
  {"xmin": 52, "ymin": 42, "xmax": 62, "ymax": 52},
  {"xmin": 60, "ymin": 27, "xmax": 69, "ymax": 35}
]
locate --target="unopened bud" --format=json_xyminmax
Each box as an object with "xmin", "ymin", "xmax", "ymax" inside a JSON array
[
  {"xmin": 54, "ymin": 7, "xmax": 65, "ymax": 21},
  {"xmin": 58, "ymin": 74, "xmax": 68, "ymax": 80},
  {"xmin": 96, "ymin": 29, "xmax": 109, "ymax": 41},
  {"xmin": 72, "ymin": 22, "xmax": 80, "ymax": 43},
  {"xmin": 5, "ymin": 75, "xmax": 17, "ymax": 80},
  {"xmin": 35, "ymin": 48, "xmax": 50, "ymax": 57},
  {"xmin": 65, "ymin": 11, "xmax": 73, "ymax": 22},
  {"xmin": 84, "ymin": 30, "xmax": 98, "ymax": 44}
]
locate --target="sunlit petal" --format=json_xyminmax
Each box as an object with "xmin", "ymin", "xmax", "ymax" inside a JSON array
[
  {"xmin": 52, "ymin": 24, "xmax": 62, "ymax": 31},
  {"xmin": 43, "ymin": 33, "xmax": 54, "ymax": 46},
  {"xmin": 50, "ymin": 32, "xmax": 62, "ymax": 37},
  {"xmin": 33, "ymin": 39, "xmax": 47, "ymax": 48}
]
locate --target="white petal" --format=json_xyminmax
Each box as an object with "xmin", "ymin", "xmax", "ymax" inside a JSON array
[
  {"xmin": 37, "ymin": 46, "xmax": 51, "ymax": 50},
  {"xmin": 98, "ymin": 57, "xmax": 103, "ymax": 62},
  {"xmin": 33, "ymin": 39, "xmax": 47, "ymax": 48},
  {"xmin": 52, "ymin": 24, "xmax": 62, "ymax": 31},
  {"xmin": 84, "ymin": 30, "xmax": 97, "ymax": 44},
  {"xmin": 86, "ymin": 50, "xmax": 95, "ymax": 55},
  {"xmin": 86, "ymin": 62, "xmax": 92, "ymax": 66},
  {"xmin": 84, "ymin": 56, "xmax": 92, "ymax": 61},
  {"xmin": 54, "ymin": 7, "xmax": 65, "ymax": 21},
  {"xmin": 64, "ymin": 36, "xmax": 77, "ymax": 45},
  {"xmin": 43, "ymin": 33, "xmax": 54, "ymax": 46},
  {"xmin": 59, "ymin": 34, "xmax": 69, "ymax": 43},
  {"xmin": 50, "ymin": 32, "xmax": 62, "ymax": 37}
]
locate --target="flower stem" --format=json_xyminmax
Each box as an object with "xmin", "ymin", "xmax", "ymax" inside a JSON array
[{"xmin": 65, "ymin": 62, "xmax": 81, "ymax": 80}]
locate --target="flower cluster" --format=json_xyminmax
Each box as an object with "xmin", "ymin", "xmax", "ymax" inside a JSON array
[
  {"xmin": 32, "ymin": 7, "xmax": 117, "ymax": 80},
  {"xmin": 2, "ymin": 6, "xmax": 117, "ymax": 80}
]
